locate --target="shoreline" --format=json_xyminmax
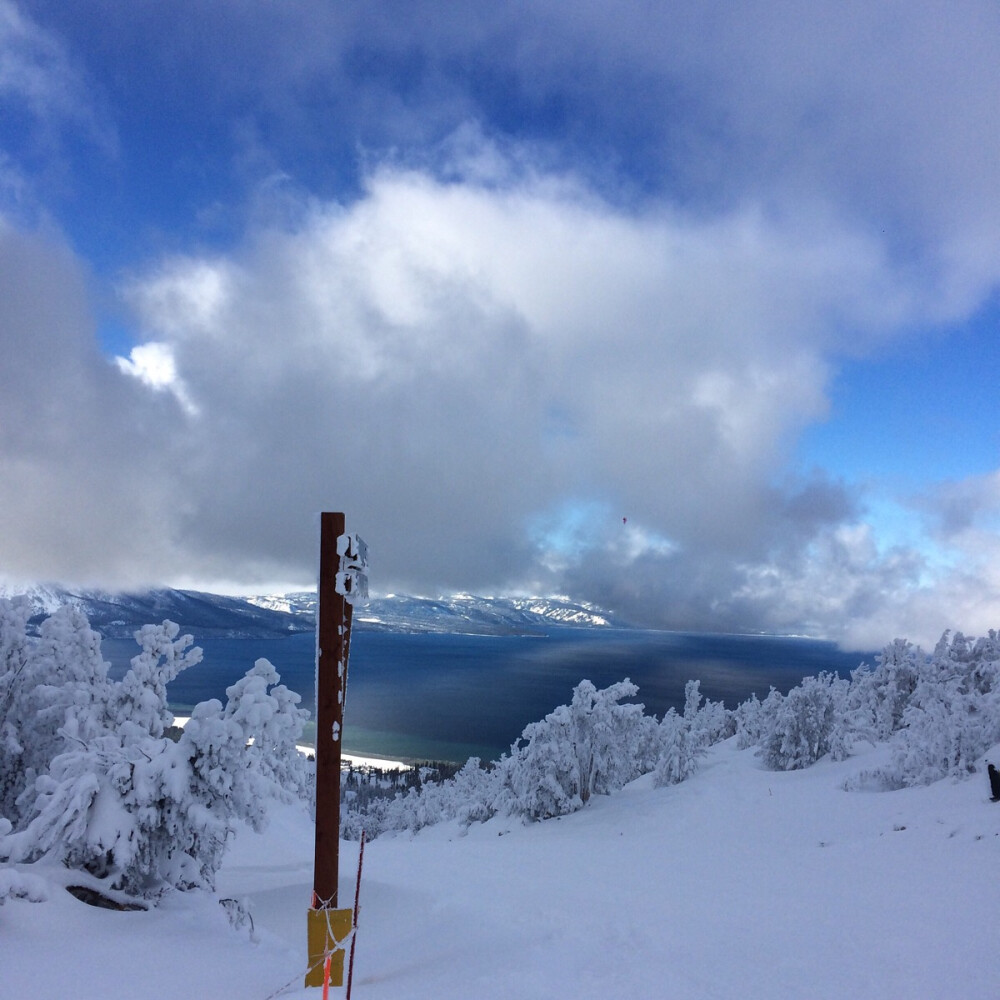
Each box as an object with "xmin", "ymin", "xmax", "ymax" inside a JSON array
[{"xmin": 171, "ymin": 716, "xmax": 412, "ymax": 770}]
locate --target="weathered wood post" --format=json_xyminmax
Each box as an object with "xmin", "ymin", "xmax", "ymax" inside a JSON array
[{"xmin": 306, "ymin": 511, "xmax": 367, "ymax": 989}]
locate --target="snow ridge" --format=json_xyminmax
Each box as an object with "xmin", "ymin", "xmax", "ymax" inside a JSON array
[{"xmin": 2, "ymin": 585, "xmax": 622, "ymax": 638}]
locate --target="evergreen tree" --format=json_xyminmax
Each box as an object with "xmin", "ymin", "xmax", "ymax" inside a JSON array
[
  {"xmin": 757, "ymin": 672, "xmax": 852, "ymax": 770},
  {"xmin": 0, "ymin": 606, "xmax": 310, "ymax": 900}
]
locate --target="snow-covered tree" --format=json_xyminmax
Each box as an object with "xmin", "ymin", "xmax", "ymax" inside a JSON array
[
  {"xmin": 0, "ymin": 816, "xmax": 46, "ymax": 905},
  {"xmin": 0, "ymin": 598, "xmax": 36, "ymax": 822},
  {"xmin": 498, "ymin": 679, "xmax": 654, "ymax": 820},
  {"xmin": 1, "ymin": 601, "xmax": 119, "ymax": 825},
  {"xmin": 112, "ymin": 621, "xmax": 202, "ymax": 743},
  {"xmin": 733, "ymin": 691, "xmax": 768, "ymax": 750},
  {"xmin": 652, "ymin": 708, "xmax": 704, "ymax": 787},
  {"xmin": 182, "ymin": 658, "xmax": 312, "ymax": 835},
  {"xmin": 17, "ymin": 608, "xmax": 114, "ymax": 817},
  {"xmin": 649, "ymin": 681, "xmax": 731, "ymax": 788},
  {"xmin": 757, "ymin": 672, "xmax": 853, "ymax": 770},
  {"xmin": 0, "ymin": 607, "xmax": 310, "ymax": 900},
  {"xmin": 683, "ymin": 679, "xmax": 735, "ymax": 747},
  {"xmin": 859, "ymin": 630, "xmax": 1000, "ymax": 789},
  {"xmin": 222, "ymin": 658, "xmax": 311, "ymax": 809},
  {"xmin": 848, "ymin": 638, "xmax": 923, "ymax": 741},
  {"xmin": 447, "ymin": 757, "xmax": 498, "ymax": 827},
  {"xmin": 3, "ymin": 729, "xmax": 233, "ymax": 896}
]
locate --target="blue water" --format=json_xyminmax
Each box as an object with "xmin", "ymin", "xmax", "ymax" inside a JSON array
[{"xmin": 102, "ymin": 628, "xmax": 873, "ymax": 763}]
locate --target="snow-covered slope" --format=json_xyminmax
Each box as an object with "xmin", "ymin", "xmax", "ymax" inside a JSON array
[
  {"xmin": 350, "ymin": 593, "xmax": 621, "ymax": 632},
  {"xmin": 249, "ymin": 590, "xmax": 621, "ymax": 632},
  {"xmin": 4, "ymin": 738, "xmax": 998, "ymax": 999},
  {"xmin": 0, "ymin": 584, "xmax": 310, "ymax": 639},
  {"xmin": 2, "ymin": 585, "xmax": 622, "ymax": 638},
  {"xmin": 182, "ymin": 588, "xmax": 624, "ymax": 634}
]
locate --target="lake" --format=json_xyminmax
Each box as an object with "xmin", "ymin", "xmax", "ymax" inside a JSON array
[{"xmin": 101, "ymin": 628, "xmax": 874, "ymax": 763}]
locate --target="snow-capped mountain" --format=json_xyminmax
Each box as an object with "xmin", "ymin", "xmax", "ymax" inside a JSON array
[
  {"xmin": 1, "ymin": 585, "xmax": 310, "ymax": 639},
  {"xmin": 3, "ymin": 585, "xmax": 624, "ymax": 638},
  {"xmin": 249, "ymin": 591, "xmax": 623, "ymax": 633}
]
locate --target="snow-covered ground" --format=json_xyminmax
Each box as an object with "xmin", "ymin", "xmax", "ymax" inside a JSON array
[{"xmin": 3, "ymin": 737, "xmax": 999, "ymax": 1000}]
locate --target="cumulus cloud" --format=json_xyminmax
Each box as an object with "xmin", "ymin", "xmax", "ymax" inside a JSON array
[
  {"xmin": 0, "ymin": 222, "xmax": 186, "ymax": 586},
  {"xmin": 115, "ymin": 342, "xmax": 197, "ymax": 415},
  {"xmin": 108, "ymin": 155, "xmax": 960, "ymax": 621},
  {"xmin": 25, "ymin": 2, "xmax": 1000, "ymax": 303},
  {"xmin": 2, "ymin": 1, "xmax": 1000, "ymax": 646}
]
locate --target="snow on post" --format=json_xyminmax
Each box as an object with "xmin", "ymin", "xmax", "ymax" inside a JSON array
[{"xmin": 336, "ymin": 533, "xmax": 369, "ymax": 604}]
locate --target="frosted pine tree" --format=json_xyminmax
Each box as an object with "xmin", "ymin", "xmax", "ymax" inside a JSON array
[
  {"xmin": 222, "ymin": 658, "xmax": 311, "ymax": 810},
  {"xmin": 3, "ymin": 732, "xmax": 211, "ymax": 896},
  {"xmin": 757, "ymin": 672, "xmax": 852, "ymax": 770},
  {"xmin": 15, "ymin": 607, "xmax": 114, "ymax": 818},
  {"xmin": 848, "ymin": 638, "xmax": 923, "ymax": 741},
  {"xmin": 498, "ymin": 714, "xmax": 580, "ymax": 820},
  {"xmin": 733, "ymin": 691, "xmax": 767, "ymax": 749},
  {"xmin": 448, "ymin": 758, "xmax": 497, "ymax": 828},
  {"xmin": 182, "ymin": 657, "xmax": 312, "ymax": 836},
  {"xmin": 871, "ymin": 630, "xmax": 1000, "ymax": 788},
  {"xmin": 0, "ymin": 821, "xmax": 46, "ymax": 904},
  {"xmin": 652, "ymin": 708, "xmax": 704, "ymax": 787},
  {"xmin": 2, "ymin": 602, "xmax": 114, "ymax": 821},
  {"xmin": 113, "ymin": 621, "xmax": 202, "ymax": 742},
  {"xmin": 0, "ymin": 598, "xmax": 34, "ymax": 821},
  {"xmin": 499, "ymin": 679, "xmax": 652, "ymax": 819},
  {"xmin": 683, "ymin": 679, "xmax": 734, "ymax": 748},
  {"xmin": 1, "ymin": 609, "xmax": 311, "ymax": 899}
]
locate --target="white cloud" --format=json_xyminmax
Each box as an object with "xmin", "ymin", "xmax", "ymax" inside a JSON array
[
  {"xmin": 0, "ymin": 1, "xmax": 115, "ymax": 184},
  {"xmin": 127, "ymin": 259, "xmax": 235, "ymax": 342},
  {"xmin": 2, "ymin": 134, "xmax": 999, "ymax": 642},
  {"xmin": 115, "ymin": 341, "xmax": 176, "ymax": 389},
  {"xmin": 115, "ymin": 342, "xmax": 197, "ymax": 416},
  {"xmin": 3, "ymin": 0, "xmax": 1000, "ymax": 645},
  {"xmin": 0, "ymin": 221, "xmax": 186, "ymax": 587},
  {"xmin": 0, "ymin": 1, "xmax": 73, "ymax": 114},
  {"xmin": 108, "ymin": 154, "xmax": 955, "ymax": 612}
]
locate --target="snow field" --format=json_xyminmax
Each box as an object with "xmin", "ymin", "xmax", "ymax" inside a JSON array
[{"xmin": 3, "ymin": 737, "xmax": 998, "ymax": 1000}]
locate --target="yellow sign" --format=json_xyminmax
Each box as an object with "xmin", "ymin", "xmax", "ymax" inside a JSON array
[{"xmin": 305, "ymin": 907, "xmax": 353, "ymax": 988}]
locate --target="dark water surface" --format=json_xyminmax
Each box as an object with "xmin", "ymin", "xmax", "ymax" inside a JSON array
[{"xmin": 102, "ymin": 629, "xmax": 873, "ymax": 763}]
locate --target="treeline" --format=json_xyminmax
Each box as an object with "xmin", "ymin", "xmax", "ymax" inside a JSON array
[
  {"xmin": 0, "ymin": 601, "xmax": 311, "ymax": 902},
  {"xmin": 340, "ymin": 630, "xmax": 1000, "ymax": 838},
  {"xmin": 2, "ymin": 596, "xmax": 998, "ymax": 904},
  {"xmin": 342, "ymin": 760, "xmax": 462, "ymax": 812}
]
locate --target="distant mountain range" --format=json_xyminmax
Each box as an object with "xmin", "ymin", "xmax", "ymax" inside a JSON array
[
  {"xmin": 251, "ymin": 591, "xmax": 623, "ymax": 634},
  {"xmin": 1, "ymin": 584, "xmax": 311, "ymax": 639},
  {"xmin": 1, "ymin": 585, "xmax": 625, "ymax": 639}
]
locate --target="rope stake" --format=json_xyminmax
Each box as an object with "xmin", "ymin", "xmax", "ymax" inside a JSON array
[{"xmin": 345, "ymin": 831, "xmax": 366, "ymax": 1000}]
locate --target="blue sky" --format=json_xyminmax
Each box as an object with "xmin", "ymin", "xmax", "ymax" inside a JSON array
[
  {"xmin": 1, "ymin": 1, "xmax": 999, "ymax": 648},
  {"xmin": 798, "ymin": 301, "xmax": 1000, "ymax": 484}
]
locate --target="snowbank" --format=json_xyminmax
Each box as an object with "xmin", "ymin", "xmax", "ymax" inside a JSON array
[{"xmin": 3, "ymin": 737, "xmax": 998, "ymax": 999}]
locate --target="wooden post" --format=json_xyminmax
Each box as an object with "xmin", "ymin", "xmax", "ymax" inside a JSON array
[
  {"xmin": 306, "ymin": 511, "xmax": 355, "ymax": 988},
  {"xmin": 314, "ymin": 511, "xmax": 348, "ymax": 907}
]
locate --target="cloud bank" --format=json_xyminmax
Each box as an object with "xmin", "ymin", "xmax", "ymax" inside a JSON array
[{"xmin": 1, "ymin": 1, "xmax": 999, "ymax": 649}]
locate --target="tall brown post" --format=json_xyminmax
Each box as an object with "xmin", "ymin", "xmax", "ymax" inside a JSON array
[
  {"xmin": 314, "ymin": 511, "xmax": 349, "ymax": 906},
  {"xmin": 307, "ymin": 511, "xmax": 363, "ymax": 988}
]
